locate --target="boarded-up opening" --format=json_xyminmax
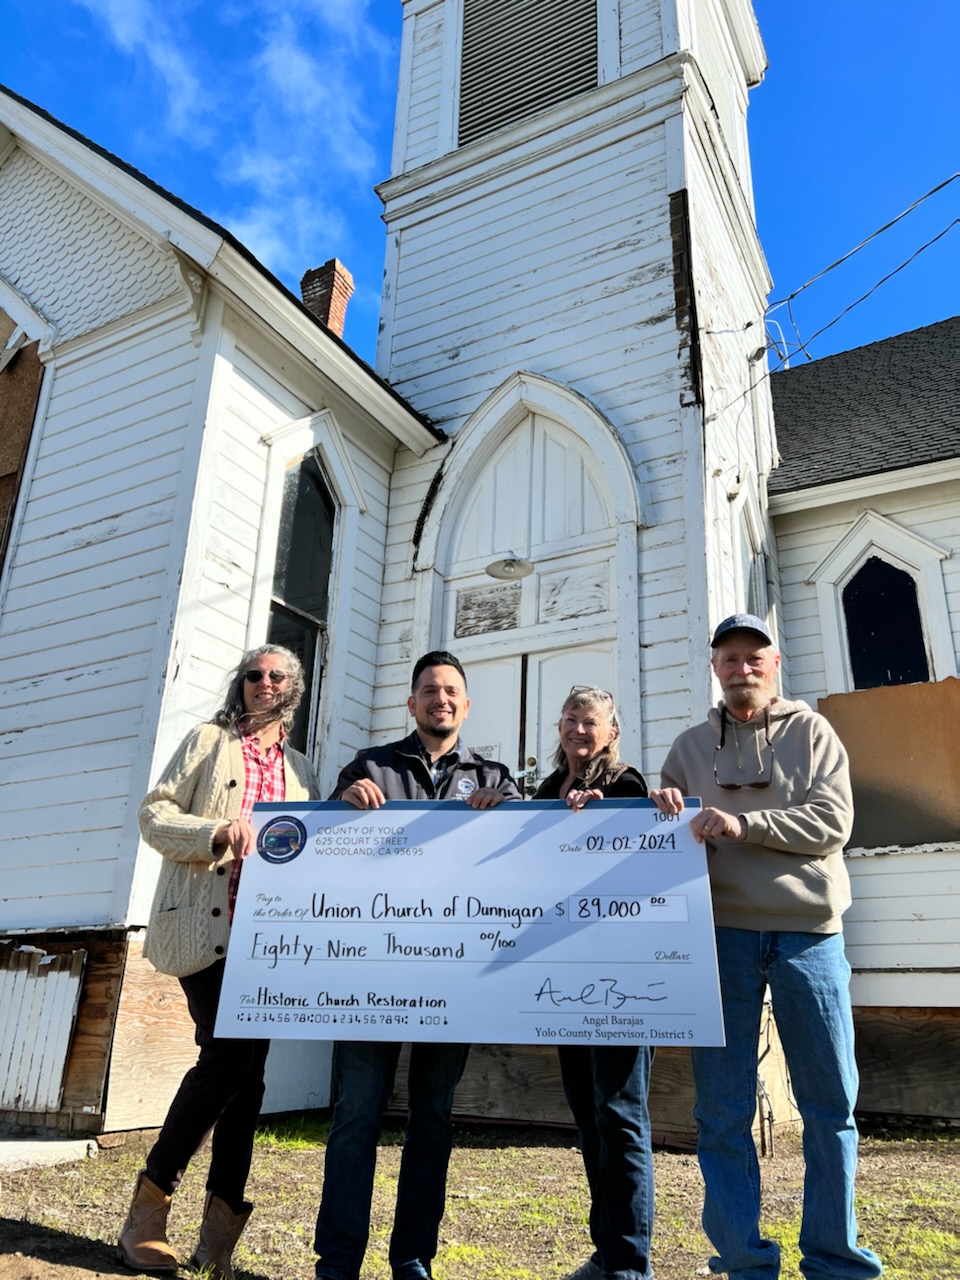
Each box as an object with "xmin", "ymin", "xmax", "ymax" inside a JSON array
[
  {"xmin": 0, "ymin": 942, "xmax": 86, "ymax": 1113},
  {"xmin": 819, "ymin": 677, "xmax": 960, "ymax": 848},
  {"xmin": 854, "ymin": 1006, "xmax": 960, "ymax": 1122},
  {"xmin": 104, "ymin": 936, "xmax": 198, "ymax": 1133}
]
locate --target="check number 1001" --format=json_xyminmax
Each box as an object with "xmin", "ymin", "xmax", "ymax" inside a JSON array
[{"xmin": 574, "ymin": 895, "xmax": 689, "ymax": 922}]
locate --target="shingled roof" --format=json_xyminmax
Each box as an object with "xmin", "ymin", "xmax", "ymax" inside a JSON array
[{"xmin": 768, "ymin": 315, "xmax": 960, "ymax": 494}]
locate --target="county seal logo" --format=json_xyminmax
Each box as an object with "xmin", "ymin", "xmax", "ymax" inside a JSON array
[{"xmin": 257, "ymin": 816, "xmax": 308, "ymax": 864}]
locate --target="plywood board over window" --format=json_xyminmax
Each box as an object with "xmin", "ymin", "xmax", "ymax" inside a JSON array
[{"xmin": 820, "ymin": 677, "xmax": 960, "ymax": 849}]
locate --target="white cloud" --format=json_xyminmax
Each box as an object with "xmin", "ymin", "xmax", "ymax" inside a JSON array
[
  {"xmin": 74, "ymin": 0, "xmax": 210, "ymax": 138},
  {"xmin": 69, "ymin": 0, "xmax": 399, "ymax": 309},
  {"xmin": 215, "ymin": 193, "xmax": 349, "ymax": 282},
  {"xmin": 253, "ymin": 13, "xmax": 382, "ymax": 181},
  {"xmin": 276, "ymin": 0, "xmax": 395, "ymax": 59}
]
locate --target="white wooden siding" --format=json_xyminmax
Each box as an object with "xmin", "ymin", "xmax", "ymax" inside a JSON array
[
  {"xmin": 0, "ymin": 308, "xmax": 199, "ymax": 931},
  {"xmin": 618, "ymin": 0, "xmax": 664, "ymax": 74},
  {"xmin": 150, "ymin": 342, "xmax": 304, "ymax": 766},
  {"xmin": 144, "ymin": 325, "xmax": 397, "ymax": 804},
  {"xmin": 378, "ymin": 107, "xmax": 698, "ymax": 773},
  {"xmin": 689, "ymin": 0, "xmax": 751, "ymax": 187},
  {"xmin": 845, "ymin": 846, "xmax": 960, "ymax": 1006},
  {"xmin": 773, "ymin": 480, "xmax": 960, "ymax": 706},
  {"xmin": 386, "ymin": 130, "xmax": 676, "ymax": 419},
  {"xmin": 683, "ymin": 113, "xmax": 773, "ymax": 660},
  {"xmin": 400, "ymin": 1, "xmax": 447, "ymax": 171}
]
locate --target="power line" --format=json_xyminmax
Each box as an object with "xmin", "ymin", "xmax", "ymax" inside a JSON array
[
  {"xmin": 709, "ymin": 216, "xmax": 959, "ymax": 419},
  {"xmin": 782, "ymin": 219, "xmax": 960, "ymax": 356},
  {"xmin": 766, "ymin": 172, "xmax": 959, "ymax": 313}
]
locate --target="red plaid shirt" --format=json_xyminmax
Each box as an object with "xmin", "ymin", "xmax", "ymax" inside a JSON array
[{"xmin": 228, "ymin": 729, "xmax": 286, "ymax": 921}]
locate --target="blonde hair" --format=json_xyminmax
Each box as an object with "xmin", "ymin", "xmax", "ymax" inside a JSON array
[{"xmin": 551, "ymin": 687, "xmax": 622, "ymax": 785}]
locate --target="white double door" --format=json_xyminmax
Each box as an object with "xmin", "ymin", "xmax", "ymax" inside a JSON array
[{"xmin": 459, "ymin": 642, "xmax": 616, "ymax": 795}]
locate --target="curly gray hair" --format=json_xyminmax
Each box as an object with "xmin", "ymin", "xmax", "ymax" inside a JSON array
[{"xmin": 212, "ymin": 644, "xmax": 306, "ymax": 734}]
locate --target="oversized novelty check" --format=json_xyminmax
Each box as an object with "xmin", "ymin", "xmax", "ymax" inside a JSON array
[{"xmin": 215, "ymin": 799, "xmax": 724, "ymax": 1046}]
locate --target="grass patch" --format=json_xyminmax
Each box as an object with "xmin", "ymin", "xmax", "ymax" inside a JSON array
[{"xmin": 0, "ymin": 1120, "xmax": 956, "ymax": 1280}]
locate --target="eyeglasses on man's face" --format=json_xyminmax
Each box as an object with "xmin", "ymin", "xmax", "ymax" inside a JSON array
[
  {"xmin": 245, "ymin": 669, "xmax": 288, "ymax": 685},
  {"xmin": 713, "ymin": 706, "xmax": 774, "ymax": 790}
]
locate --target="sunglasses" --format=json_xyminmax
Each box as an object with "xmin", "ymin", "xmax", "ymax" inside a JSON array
[
  {"xmin": 714, "ymin": 706, "xmax": 774, "ymax": 790},
  {"xmin": 568, "ymin": 685, "xmax": 614, "ymax": 700},
  {"xmin": 245, "ymin": 669, "xmax": 288, "ymax": 685}
]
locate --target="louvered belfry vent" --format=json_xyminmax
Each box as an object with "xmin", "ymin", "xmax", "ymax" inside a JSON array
[{"xmin": 459, "ymin": 0, "xmax": 598, "ymax": 147}]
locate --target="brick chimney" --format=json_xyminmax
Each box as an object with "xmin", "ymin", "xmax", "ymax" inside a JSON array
[{"xmin": 300, "ymin": 259, "xmax": 355, "ymax": 337}]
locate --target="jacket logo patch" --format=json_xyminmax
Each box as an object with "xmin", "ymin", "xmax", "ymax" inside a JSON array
[
  {"xmin": 457, "ymin": 778, "xmax": 477, "ymax": 798},
  {"xmin": 257, "ymin": 816, "xmax": 307, "ymax": 864}
]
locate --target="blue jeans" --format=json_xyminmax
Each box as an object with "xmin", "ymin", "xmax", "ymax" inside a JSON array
[
  {"xmin": 692, "ymin": 929, "xmax": 882, "ymax": 1280},
  {"xmin": 559, "ymin": 1045, "xmax": 654, "ymax": 1279},
  {"xmin": 314, "ymin": 1040, "xmax": 469, "ymax": 1280}
]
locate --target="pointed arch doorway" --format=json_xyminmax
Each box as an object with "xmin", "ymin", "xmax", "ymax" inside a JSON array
[{"xmin": 414, "ymin": 374, "xmax": 643, "ymax": 789}]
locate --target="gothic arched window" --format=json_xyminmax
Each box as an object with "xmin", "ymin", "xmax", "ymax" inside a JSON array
[
  {"xmin": 842, "ymin": 555, "xmax": 930, "ymax": 689},
  {"xmin": 268, "ymin": 450, "xmax": 335, "ymax": 751}
]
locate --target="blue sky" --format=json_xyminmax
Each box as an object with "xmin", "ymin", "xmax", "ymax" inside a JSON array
[{"xmin": 2, "ymin": 0, "xmax": 957, "ymax": 368}]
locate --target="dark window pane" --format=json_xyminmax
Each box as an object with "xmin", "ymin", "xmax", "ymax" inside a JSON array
[
  {"xmin": 843, "ymin": 556, "xmax": 930, "ymax": 689},
  {"xmin": 267, "ymin": 605, "xmax": 319, "ymax": 754},
  {"xmin": 272, "ymin": 452, "xmax": 335, "ymax": 622}
]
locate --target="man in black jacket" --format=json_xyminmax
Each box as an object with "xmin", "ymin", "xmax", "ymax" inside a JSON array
[{"xmin": 314, "ymin": 651, "xmax": 520, "ymax": 1280}]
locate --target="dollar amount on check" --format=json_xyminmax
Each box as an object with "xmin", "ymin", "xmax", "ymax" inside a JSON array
[{"xmin": 215, "ymin": 798, "xmax": 724, "ymax": 1047}]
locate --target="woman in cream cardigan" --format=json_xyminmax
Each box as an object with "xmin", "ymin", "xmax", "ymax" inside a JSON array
[{"xmin": 118, "ymin": 644, "xmax": 321, "ymax": 1279}]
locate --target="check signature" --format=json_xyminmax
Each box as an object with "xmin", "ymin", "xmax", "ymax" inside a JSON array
[{"xmin": 534, "ymin": 976, "xmax": 667, "ymax": 1008}]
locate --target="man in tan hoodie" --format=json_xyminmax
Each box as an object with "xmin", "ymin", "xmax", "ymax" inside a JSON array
[{"xmin": 651, "ymin": 614, "xmax": 882, "ymax": 1280}]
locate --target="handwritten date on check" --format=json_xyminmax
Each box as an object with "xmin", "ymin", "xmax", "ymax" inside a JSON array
[{"xmin": 214, "ymin": 799, "xmax": 724, "ymax": 1047}]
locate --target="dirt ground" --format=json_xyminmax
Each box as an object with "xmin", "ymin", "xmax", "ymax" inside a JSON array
[{"xmin": 0, "ymin": 1123, "xmax": 957, "ymax": 1280}]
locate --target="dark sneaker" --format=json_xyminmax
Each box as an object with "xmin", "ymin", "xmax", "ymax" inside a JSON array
[
  {"xmin": 562, "ymin": 1263, "xmax": 602, "ymax": 1280},
  {"xmin": 392, "ymin": 1263, "xmax": 431, "ymax": 1280}
]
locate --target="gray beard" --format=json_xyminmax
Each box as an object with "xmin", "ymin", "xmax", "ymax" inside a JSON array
[{"xmin": 723, "ymin": 683, "xmax": 772, "ymax": 713}]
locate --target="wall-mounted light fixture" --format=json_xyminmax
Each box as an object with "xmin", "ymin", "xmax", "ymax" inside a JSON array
[{"xmin": 484, "ymin": 551, "xmax": 534, "ymax": 580}]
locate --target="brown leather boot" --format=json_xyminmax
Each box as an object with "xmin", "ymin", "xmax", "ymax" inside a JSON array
[
  {"xmin": 188, "ymin": 1191, "xmax": 252, "ymax": 1280},
  {"xmin": 117, "ymin": 1171, "xmax": 178, "ymax": 1272}
]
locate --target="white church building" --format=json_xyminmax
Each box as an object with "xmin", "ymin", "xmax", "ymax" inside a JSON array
[{"xmin": 1, "ymin": 0, "xmax": 956, "ymax": 1136}]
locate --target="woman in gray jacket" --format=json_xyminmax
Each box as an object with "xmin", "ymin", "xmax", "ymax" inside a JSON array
[{"xmin": 118, "ymin": 645, "xmax": 321, "ymax": 1279}]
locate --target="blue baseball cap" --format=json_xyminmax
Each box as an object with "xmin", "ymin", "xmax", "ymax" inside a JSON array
[{"xmin": 710, "ymin": 613, "xmax": 776, "ymax": 648}]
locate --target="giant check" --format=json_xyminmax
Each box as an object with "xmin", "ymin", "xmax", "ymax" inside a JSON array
[{"xmin": 215, "ymin": 799, "xmax": 724, "ymax": 1047}]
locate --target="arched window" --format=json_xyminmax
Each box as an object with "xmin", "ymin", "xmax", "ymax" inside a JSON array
[
  {"xmin": 267, "ymin": 451, "xmax": 335, "ymax": 751},
  {"xmin": 842, "ymin": 556, "xmax": 929, "ymax": 689},
  {"xmin": 809, "ymin": 510, "xmax": 952, "ymax": 694}
]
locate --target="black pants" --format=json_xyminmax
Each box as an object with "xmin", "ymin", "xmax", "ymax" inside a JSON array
[{"xmin": 144, "ymin": 960, "xmax": 270, "ymax": 1211}]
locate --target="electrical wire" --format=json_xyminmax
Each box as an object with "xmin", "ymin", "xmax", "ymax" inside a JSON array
[
  {"xmin": 778, "ymin": 219, "xmax": 960, "ymax": 356},
  {"xmin": 708, "ymin": 215, "xmax": 959, "ymax": 420},
  {"xmin": 766, "ymin": 173, "xmax": 959, "ymax": 313}
]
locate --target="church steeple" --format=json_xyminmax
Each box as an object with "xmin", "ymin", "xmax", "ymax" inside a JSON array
[{"xmin": 375, "ymin": 0, "xmax": 776, "ymax": 766}]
